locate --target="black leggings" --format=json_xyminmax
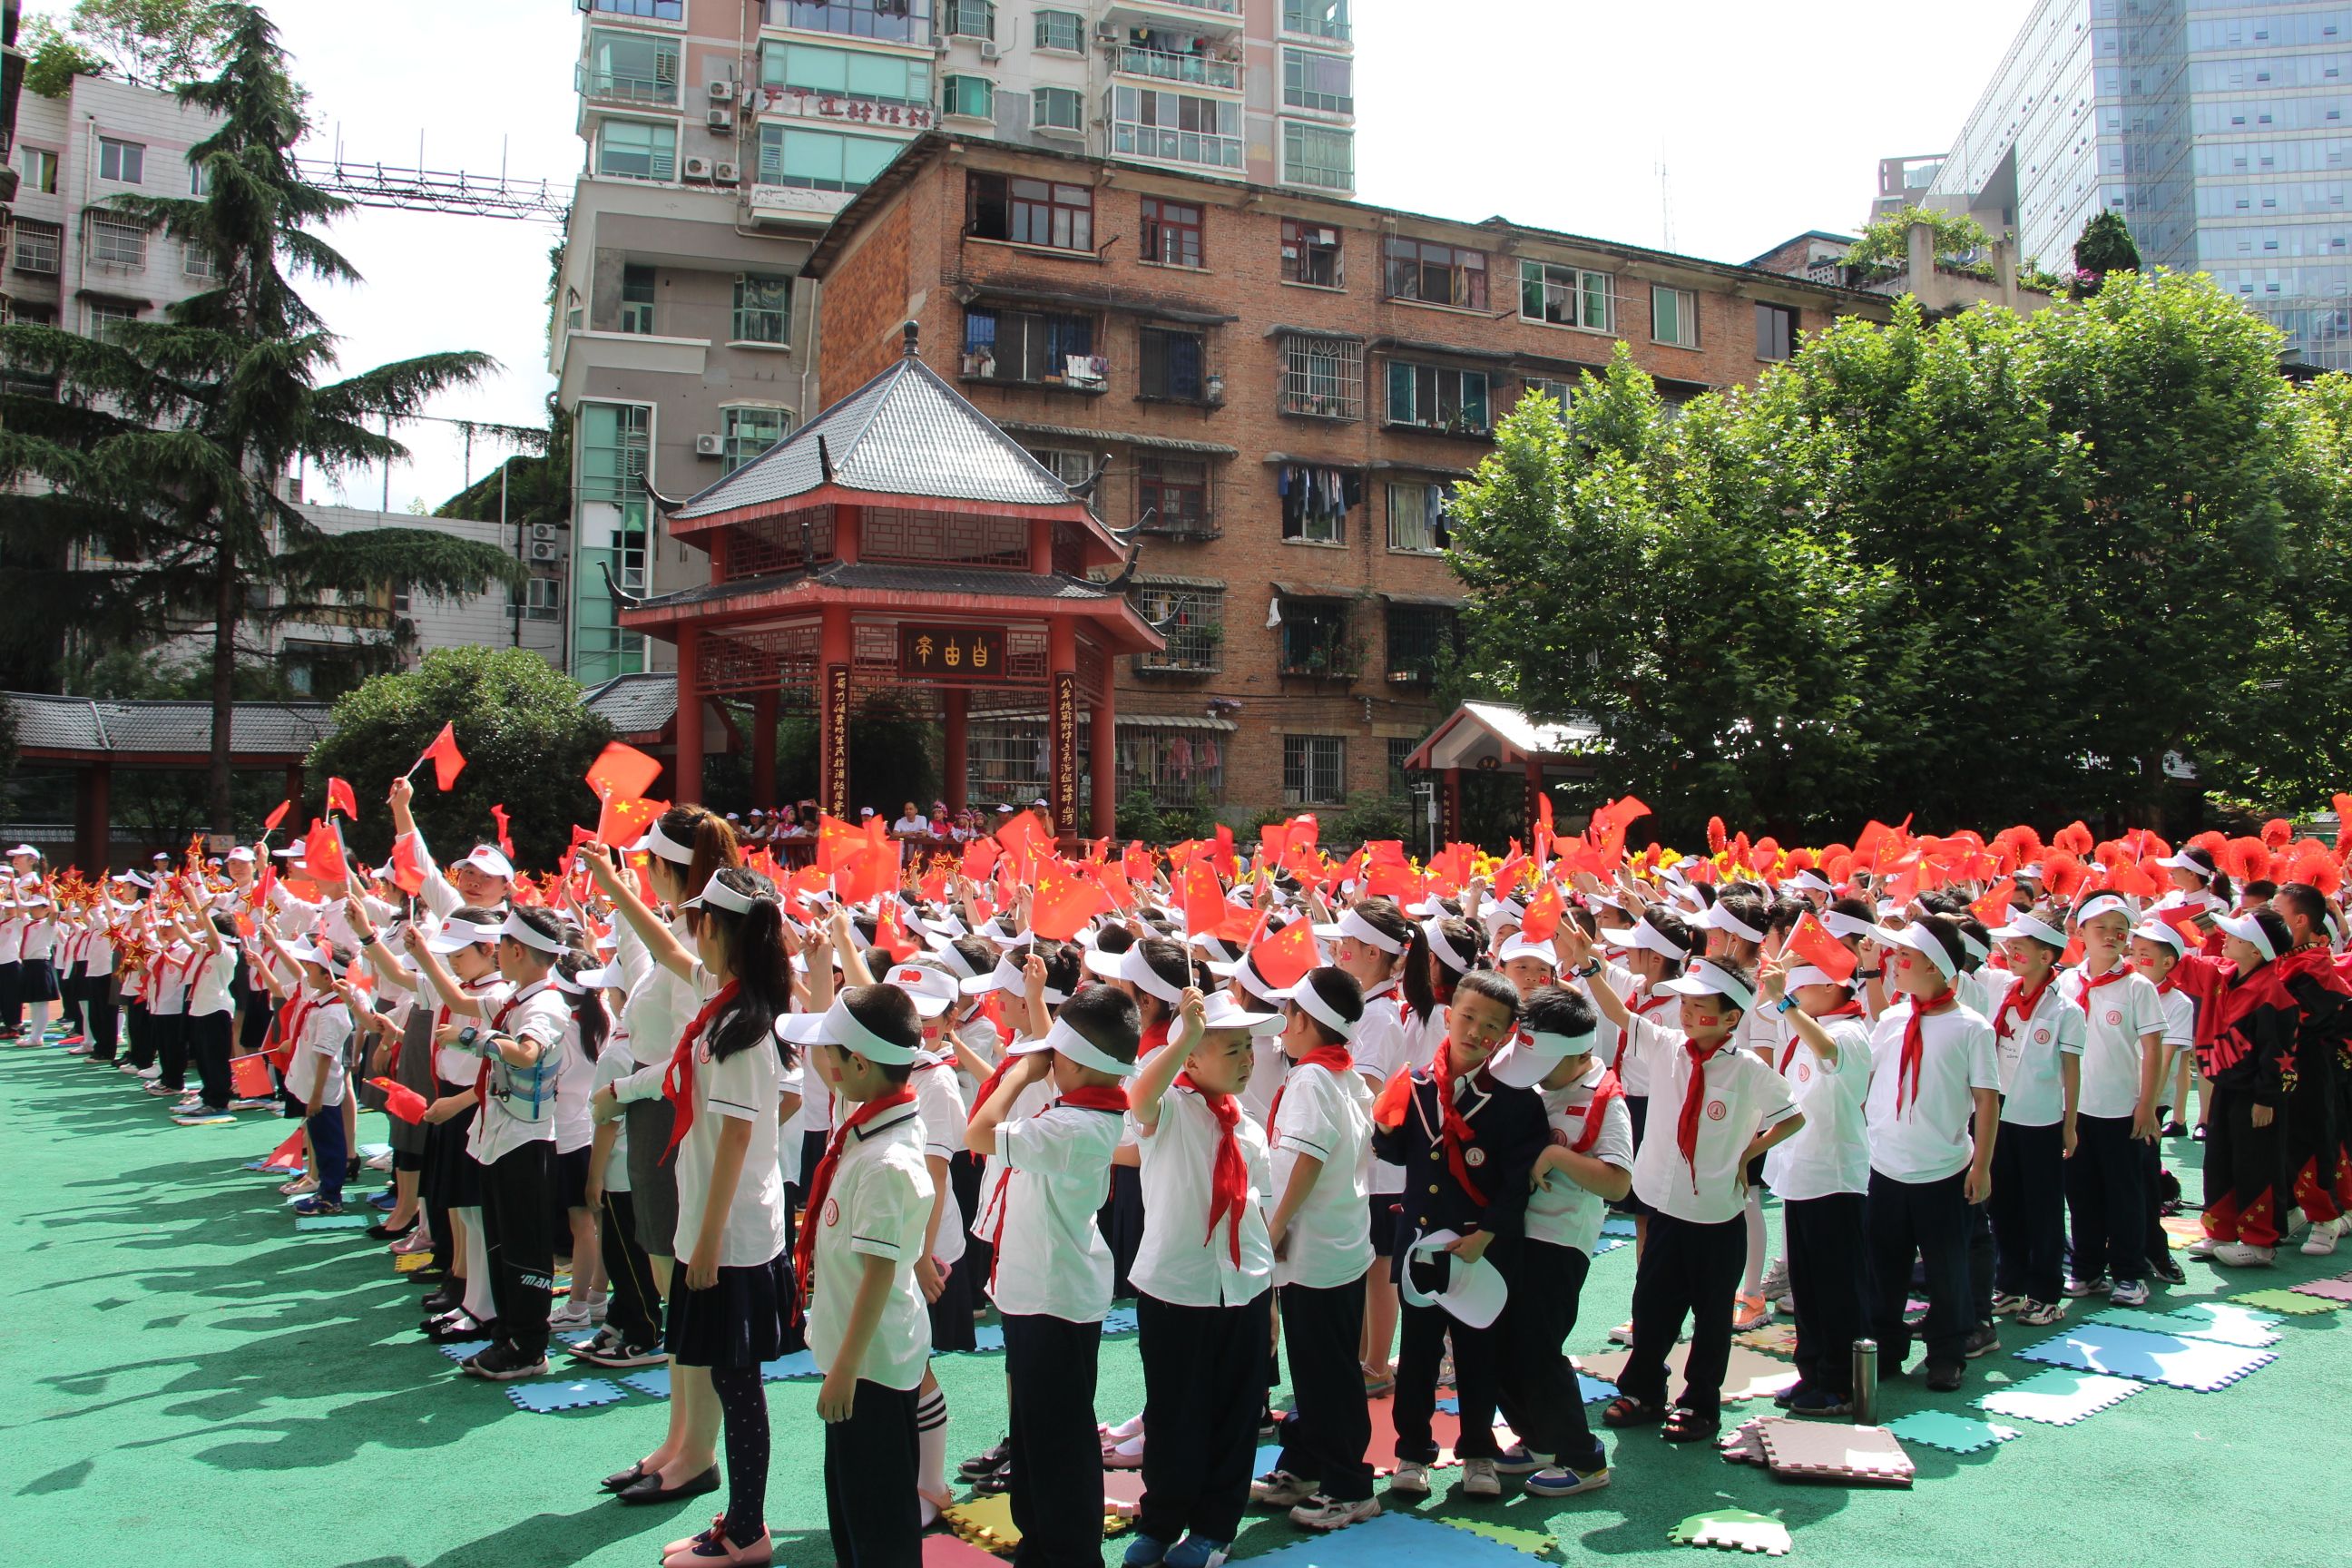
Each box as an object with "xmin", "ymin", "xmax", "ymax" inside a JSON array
[{"xmin": 710, "ymin": 1365, "xmax": 771, "ymax": 1545}]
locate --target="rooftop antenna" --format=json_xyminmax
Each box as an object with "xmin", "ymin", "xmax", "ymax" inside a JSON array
[{"xmin": 1658, "ymin": 149, "xmax": 1675, "ymax": 250}]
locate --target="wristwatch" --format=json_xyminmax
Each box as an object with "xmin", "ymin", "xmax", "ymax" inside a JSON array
[
  {"xmin": 1574, "ymin": 959, "xmax": 1601, "ymax": 979},
  {"xmin": 1856, "ymin": 968, "xmax": 1883, "ymax": 981},
  {"xmin": 1776, "ymin": 995, "xmax": 1798, "ymax": 1014},
  {"xmin": 456, "ymin": 1024, "xmax": 480, "ymax": 1050}
]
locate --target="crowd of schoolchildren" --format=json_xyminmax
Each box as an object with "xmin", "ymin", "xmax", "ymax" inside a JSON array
[{"xmin": 5, "ymin": 793, "xmax": 2348, "ymax": 1568}]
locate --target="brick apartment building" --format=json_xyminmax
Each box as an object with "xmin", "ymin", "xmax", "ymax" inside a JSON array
[{"xmin": 800, "ymin": 132, "xmax": 1890, "ymax": 820}]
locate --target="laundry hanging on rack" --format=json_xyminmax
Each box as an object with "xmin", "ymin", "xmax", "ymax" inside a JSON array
[{"xmin": 1279, "ymin": 463, "xmax": 1360, "ymax": 540}]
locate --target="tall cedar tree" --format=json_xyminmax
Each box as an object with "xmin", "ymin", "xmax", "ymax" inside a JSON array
[{"xmin": 0, "ymin": 4, "xmax": 521, "ymax": 830}]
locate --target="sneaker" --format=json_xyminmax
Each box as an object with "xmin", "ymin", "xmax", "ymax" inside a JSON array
[
  {"xmin": 119, "ymin": 1062, "xmax": 142, "ymax": 1074},
  {"xmin": 583, "ymin": 1291, "xmax": 610, "ymax": 1325},
  {"xmin": 65, "ymin": 1042, "xmax": 89, "ymax": 1055},
  {"xmin": 2303, "ymin": 1217, "xmax": 2342, "ymax": 1257},
  {"xmin": 1731, "ymin": 1293, "xmax": 1769, "ymax": 1332},
  {"xmin": 1250, "ymin": 1471, "xmax": 1318, "ymax": 1509},
  {"xmin": 230, "ymin": 1096, "xmax": 277, "ymax": 1111},
  {"xmin": 1460, "ymin": 1457, "xmax": 1501, "ymax": 1497},
  {"xmin": 1522, "ymin": 1464, "xmax": 1609, "ymax": 1498},
  {"xmin": 1924, "ymin": 1361, "xmax": 1965, "ymax": 1393},
  {"xmin": 1606, "ymin": 1320, "xmax": 1634, "ymax": 1346},
  {"xmin": 289, "ymin": 1197, "xmax": 344, "ymax": 1217},
  {"xmin": 2014, "ymin": 1298, "xmax": 2068, "ymax": 1328},
  {"xmin": 2212, "ymin": 1241, "xmax": 2276, "ymax": 1267},
  {"xmin": 1162, "ymin": 1537, "xmax": 1228, "ymax": 1568},
  {"xmin": 1786, "ymin": 1387, "xmax": 1854, "ymax": 1418},
  {"xmin": 1122, "ymin": 1536, "xmax": 1171, "ymax": 1568},
  {"xmin": 1769, "ymin": 1294, "xmax": 1796, "ymax": 1319},
  {"xmin": 1103, "ymin": 1434, "xmax": 1144, "ymax": 1469},
  {"xmin": 2062, "ymin": 1274, "xmax": 2108, "ymax": 1298},
  {"xmin": 461, "ymin": 1343, "xmax": 550, "ymax": 1381},
  {"xmin": 2183, "ymin": 1235, "xmax": 2221, "ymax": 1258},
  {"xmin": 137, "ymin": 1065, "xmax": 162, "ymax": 1080},
  {"xmin": 2109, "ymin": 1279, "xmax": 2151, "ymax": 1308},
  {"xmin": 173, "ymin": 1109, "xmax": 235, "ymax": 1126},
  {"xmin": 1990, "ymin": 1291, "xmax": 2028, "ymax": 1318},
  {"xmin": 1289, "ymin": 1494, "xmax": 1382, "ymax": 1530},
  {"xmin": 959, "ymin": 1440, "xmax": 1011, "ymax": 1480},
  {"xmin": 1489, "ymin": 1445, "xmax": 1545, "ymax": 1475},
  {"xmin": 2148, "ymin": 1254, "xmax": 2187, "ymax": 1286},
  {"xmin": 1757, "ymin": 1257, "xmax": 1789, "ymax": 1298},
  {"xmin": 143, "ymin": 1081, "xmax": 183, "ymax": 1096},
  {"xmin": 2192, "ymin": 1123, "xmax": 2208, "ymax": 1142},
  {"xmin": 1386, "ymin": 1462, "xmax": 1432, "ymax": 1498},
  {"xmin": 1772, "ymin": 1382, "xmax": 1809, "ymax": 1410},
  {"xmin": 1961, "ymin": 1323, "xmax": 2001, "ymax": 1359},
  {"xmin": 549, "ymin": 1299, "xmax": 593, "ymax": 1332}
]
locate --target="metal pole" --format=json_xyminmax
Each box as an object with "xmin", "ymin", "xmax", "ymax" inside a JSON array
[{"xmin": 505, "ymin": 463, "xmax": 520, "ymax": 649}]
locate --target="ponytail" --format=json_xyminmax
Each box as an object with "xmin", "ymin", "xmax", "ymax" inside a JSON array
[
  {"xmin": 557, "ymin": 950, "xmax": 611, "ymax": 1062},
  {"xmin": 701, "ymin": 867, "xmax": 790, "ymax": 1062}
]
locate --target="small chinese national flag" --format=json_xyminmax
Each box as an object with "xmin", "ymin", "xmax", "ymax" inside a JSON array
[
  {"xmin": 1521, "ymin": 881, "xmax": 1565, "ymax": 944},
  {"xmin": 1032, "ymin": 858, "xmax": 1111, "ymax": 942},
  {"xmin": 419, "ymin": 722, "xmax": 466, "ymax": 791},
  {"xmin": 1786, "ymin": 910, "xmax": 1857, "ymax": 983},
  {"xmin": 1248, "ymin": 917, "xmax": 1319, "ymax": 991},
  {"xmin": 230, "ymin": 1053, "xmax": 274, "ymax": 1100},
  {"xmin": 326, "ymin": 777, "xmax": 359, "ymax": 821},
  {"xmin": 263, "ymin": 799, "xmax": 292, "ymax": 832},
  {"xmin": 585, "ymin": 741, "xmax": 663, "ymax": 805},
  {"xmin": 596, "ymin": 794, "xmax": 667, "ymax": 849},
  {"xmin": 301, "ymin": 819, "xmax": 345, "ymax": 878}
]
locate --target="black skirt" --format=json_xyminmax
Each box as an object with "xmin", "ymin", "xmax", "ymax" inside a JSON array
[
  {"xmin": 19, "ymin": 957, "xmax": 56, "ymax": 1003},
  {"xmin": 423, "ymin": 1083, "xmax": 484, "ymax": 1208},
  {"xmin": 667, "ymin": 1250, "xmax": 795, "ymax": 1369},
  {"xmin": 556, "ymin": 1144, "xmax": 592, "ymax": 1210}
]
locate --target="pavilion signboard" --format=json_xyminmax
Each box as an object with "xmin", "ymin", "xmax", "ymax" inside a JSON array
[{"xmin": 900, "ymin": 625, "xmax": 1006, "ymax": 681}]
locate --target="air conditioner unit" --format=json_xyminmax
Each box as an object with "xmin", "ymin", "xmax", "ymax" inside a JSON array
[
  {"xmin": 529, "ymin": 523, "xmax": 559, "ymax": 543},
  {"xmin": 528, "ymin": 542, "xmax": 560, "ymax": 563},
  {"xmin": 713, "ymin": 162, "xmax": 740, "ymax": 185},
  {"xmin": 1095, "ymin": 21, "xmax": 1116, "ymax": 39},
  {"xmin": 683, "ymin": 155, "xmax": 713, "ymax": 181},
  {"xmin": 709, "ymin": 79, "xmax": 735, "ymax": 103},
  {"xmin": 979, "ymin": 40, "xmax": 1000, "ymax": 60},
  {"xmin": 706, "ymin": 108, "xmax": 735, "ymax": 132},
  {"xmin": 695, "ymin": 433, "xmax": 724, "ymax": 457}
]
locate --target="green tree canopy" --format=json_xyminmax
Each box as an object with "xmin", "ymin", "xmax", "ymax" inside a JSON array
[
  {"xmin": 2073, "ymin": 211, "xmax": 2141, "ymax": 292},
  {"xmin": 0, "ymin": 5, "xmax": 522, "ymax": 828},
  {"xmin": 1445, "ymin": 272, "xmax": 2337, "ymax": 839},
  {"xmin": 1843, "ymin": 204, "xmax": 1995, "ymax": 275},
  {"xmin": 304, "ymin": 647, "xmax": 615, "ymax": 872},
  {"xmin": 22, "ymin": 0, "xmax": 232, "ymax": 93}
]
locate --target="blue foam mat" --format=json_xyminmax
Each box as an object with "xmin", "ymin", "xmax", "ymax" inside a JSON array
[
  {"xmin": 1884, "ymin": 1409, "xmax": 2019, "ymax": 1455},
  {"xmin": 435, "ymin": 1339, "xmax": 492, "ymax": 1362},
  {"xmin": 760, "ymin": 1348, "xmax": 823, "ymax": 1381},
  {"xmin": 2015, "ymin": 1324, "xmax": 2277, "ymax": 1392},
  {"xmin": 508, "ymin": 1377, "xmax": 628, "ymax": 1413},
  {"xmin": 1233, "ymin": 1507, "xmax": 1540, "ymax": 1568},
  {"xmin": 622, "ymin": 1367, "xmax": 671, "ymax": 1399},
  {"xmin": 291, "ymin": 1212, "xmax": 372, "ymax": 1230}
]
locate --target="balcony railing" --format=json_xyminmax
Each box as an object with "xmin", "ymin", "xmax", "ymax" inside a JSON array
[
  {"xmin": 577, "ymin": 65, "xmax": 681, "ymax": 106},
  {"xmin": 1114, "ymin": 46, "xmax": 1240, "ymax": 90},
  {"xmin": 1109, "ymin": 119, "xmax": 1243, "ymax": 172},
  {"xmin": 1119, "ymin": 0, "xmax": 1240, "ymax": 13}
]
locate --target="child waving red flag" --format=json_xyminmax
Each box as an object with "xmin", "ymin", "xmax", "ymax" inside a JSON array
[
  {"xmin": 1786, "ymin": 909, "xmax": 1857, "ymax": 982},
  {"xmin": 325, "ymin": 777, "xmax": 359, "ymax": 821},
  {"xmin": 416, "ymin": 722, "xmax": 466, "ymax": 791}
]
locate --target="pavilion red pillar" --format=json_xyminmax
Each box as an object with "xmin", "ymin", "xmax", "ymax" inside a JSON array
[
  {"xmin": 750, "ymin": 687, "xmax": 778, "ymax": 810},
  {"xmin": 674, "ymin": 624, "xmax": 704, "ymax": 805},
  {"xmin": 1444, "ymin": 766, "xmax": 1462, "ymax": 846},
  {"xmin": 820, "ymin": 604, "xmax": 852, "ymax": 819},
  {"xmin": 1088, "ymin": 676, "xmax": 1116, "ymax": 841},
  {"xmin": 1524, "ymin": 758, "xmax": 1542, "ymax": 841},
  {"xmin": 943, "ymin": 688, "xmax": 968, "ymax": 815},
  {"xmin": 1047, "ymin": 618, "xmax": 1078, "ymax": 841}
]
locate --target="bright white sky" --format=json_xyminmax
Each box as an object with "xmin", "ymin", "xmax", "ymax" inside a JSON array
[{"xmin": 29, "ymin": 0, "xmax": 2024, "ymax": 512}]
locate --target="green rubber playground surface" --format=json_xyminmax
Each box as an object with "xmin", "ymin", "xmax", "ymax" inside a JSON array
[{"xmin": 5, "ymin": 1037, "xmax": 2348, "ymax": 1567}]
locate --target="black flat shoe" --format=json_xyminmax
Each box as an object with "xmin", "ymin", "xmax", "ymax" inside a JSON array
[
  {"xmin": 367, "ymin": 1218, "xmax": 418, "ymax": 1241},
  {"xmin": 602, "ymin": 1461, "xmax": 651, "ymax": 1493},
  {"xmin": 615, "ymin": 1465, "xmax": 720, "ymax": 1505}
]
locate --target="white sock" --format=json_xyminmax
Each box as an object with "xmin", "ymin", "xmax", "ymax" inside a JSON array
[
  {"xmin": 917, "ymin": 1387, "xmax": 949, "ymax": 1498},
  {"xmin": 1741, "ymin": 1188, "xmax": 1767, "ymax": 1298},
  {"xmin": 456, "ymin": 1208, "xmax": 495, "ymax": 1322}
]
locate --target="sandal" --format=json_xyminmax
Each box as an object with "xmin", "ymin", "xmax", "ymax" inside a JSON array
[
  {"xmin": 1600, "ymin": 1395, "xmax": 1662, "ymax": 1428},
  {"xmin": 1660, "ymin": 1406, "xmax": 1720, "ymax": 1443}
]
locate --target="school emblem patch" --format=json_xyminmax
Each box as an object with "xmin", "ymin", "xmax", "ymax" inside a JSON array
[
  {"xmin": 2104, "ymin": 1009, "xmax": 2122, "ymax": 1026},
  {"xmin": 823, "ymin": 1199, "xmax": 840, "ymax": 1228},
  {"xmin": 1706, "ymin": 1101, "xmax": 1727, "ymax": 1121},
  {"xmin": 2034, "ymin": 1028, "xmax": 2051, "ymax": 1044},
  {"xmin": 1796, "ymin": 1064, "xmax": 1812, "ymax": 1083},
  {"xmin": 1548, "ymin": 1129, "xmax": 1572, "ymax": 1149},
  {"xmin": 1465, "ymin": 1147, "xmax": 1487, "ymax": 1168}
]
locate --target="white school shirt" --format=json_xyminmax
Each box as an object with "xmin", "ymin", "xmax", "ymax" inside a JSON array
[
  {"xmin": 987, "ymin": 1093, "xmax": 1124, "ymax": 1321},
  {"xmin": 284, "ymin": 990, "xmax": 353, "ymax": 1108},
  {"xmin": 1352, "ymin": 981, "xmax": 1408, "ymax": 1197},
  {"xmin": 435, "ymin": 974, "xmax": 514, "ymax": 1084},
  {"xmin": 1983, "ymin": 971, "xmax": 2084, "ymax": 1129},
  {"xmin": 1525, "ymin": 1059, "xmax": 1635, "ymax": 1252},
  {"xmin": 807, "ymin": 1102, "xmax": 933, "ymax": 1391},
  {"xmin": 1761, "ymin": 1010, "xmax": 1874, "ymax": 1200},
  {"xmin": 0, "ymin": 911, "xmax": 21, "ymax": 965},
  {"xmin": 186, "ymin": 946, "xmax": 239, "ymax": 1018},
  {"xmin": 592, "ymin": 1044, "xmax": 636, "ymax": 1193},
  {"xmin": 974, "ymin": 1071, "xmax": 1056, "ymax": 1253},
  {"xmin": 2154, "ymin": 984, "xmax": 2196, "ymax": 1061},
  {"xmin": 1626, "ymin": 1024, "xmax": 1798, "ymax": 1224},
  {"xmin": 19, "ymin": 906, "xmax": 53, "ymax": 960},
  {"xmin": 1863, "ymin": 1001, "xmax": 2003, "ymax": 1184},
  {"xmin": 83, "ymin": 910, "xmax": 115, "ymax": 976},
  {"xmin": 671, "ymin": 991, "xmax": 789, "ymax": 1268},
  {"xmin": 908, "ymin": 1058, "xmax": 969, "ymax": 1267},
  {"xmin": 148, "ymin": 944, "xmax": 192, "ymax": 1015},
  {"xmin": 554, "ymin": 1028, "xmax": 596, "ymax": 1155},
  {"xmin": 467, "ymin": 980, "xmax": 570, "ymax": 1164},
  {"xmin": 1129, "ymin": 1085, "xmax": 1275, "ymax": 1308},
  {"xmin": 1269, "ymin": 1058, "xmax": 1375, "ymax": 1289},
  {"xmin": 616, "ymin": 913, "xmax": 699, "ymax": 1072},
  {"xmin": 1612, "ymin": 985, "xmax": 1679, "ymax": 1097},
  {"xmin": 2065, "ymin": 965, "xmax": 2165, "ymax": 1121}
]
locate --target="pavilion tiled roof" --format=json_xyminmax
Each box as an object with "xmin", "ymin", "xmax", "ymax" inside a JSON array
[
  {"xmin": 7, "ymin": 693, "xmax": 334, "ymax": 757},
  {"xmin": 673, "ymin": 329, "xmax": 1083, "ymax": 521},
  {"xmin": 624, "ymin": 560, "xmax": 1126, "ymax": 614}
]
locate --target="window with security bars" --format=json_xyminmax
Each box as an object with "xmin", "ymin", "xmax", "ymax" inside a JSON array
[
  {"xmin": 11, "ymin": 221, "xmax": 61, "ymax": 276},
  {"xmin": 1385, "ymin": 603, "xmax": 1458, "ymax": 684},
  {"xmin": 1034, "ymin": 8, "xmax": 1083, "ymax": 49},
  {"xmin": 1387, "ymin": 736, "xmax": 1416, "ymax": 797},
  {"xmin": 1137, "ymin": 456, "xmax": 1212, "ymax": 535},
  {"xmin": 1138, "ymin": 325, "xmax": 1205, "ymax": 399},
  {"xmin": 1025, "ymin": 447, "xmax": 1093, "ymax": 485},
  {"xmin": 182, "ymin": 240, "xmax": 217, "ymax": 280},
  {"xmin": 966, "ymin": 720, "xmax": 1048, "ymax": 802},
  {"xmin": 89, "ymin": 215, "xmax": 146, "ymax": 267},
  {"xmin": 1119, "ymin": 728, "xmax": 1225, "ymax": 807},
  {"xmin": 962, "ymin": 306, "xmax": 1098, "ymax": 385},
  {"xmin": 1279, "ymin": 597, "xmax": 1354, "ymax": 675},
  {"xmin": 1132, "ymin": 583, "xmax": 1222, "ymax": 671},
  {"xmin": 945, "ymin": 0, "xmax": 994, "ymax": 38},
  {"xmin": 1279, "ymin": 333, "xmax": 1361, "ymax": 418},
  {"xmin": 733, "ymin": 274, "xmax": 790, "ymax": 342},
  {"xmin": 1283, "ymin": 735, "xmax": 1346, "ymax": 804}
]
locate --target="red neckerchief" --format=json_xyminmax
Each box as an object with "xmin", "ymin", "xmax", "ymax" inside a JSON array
[
  {"xmin": 1268, "ymin": 1044, "xmax": 1354, "ymax": 1133},
  {"xmin": 2153, "ymin": 970, "xmax": 2180, "ymax": 995},
  {"xmin": 795, "ymin": 1085, "xmax": 918, "ymax": 1305},
  {"xmin": 658, "ymin": 980, "xmax": 741, "ymax": 1165},
  {"xmin": 1567, "ymin": 1065, "xmax": 1624, "ymax": 1154},
  {"xmin": 1175, "ymin": 1072, "xmax": 1250, "ymax": 1266},
  {"xmin": 1432, "ymin": 1042, "xmax": 1489, "ymax": 1206},
  {"xmin": 1897, "ymin": 987, "xmax": 1958, "ymax": 1118},
  {"xmin": 2073, "ymin": 962, "xmax": 2132, "ymax": 1011},
  {"xmin": 1779, "ymin": 1000, "xmax": 1866, "ymax": 1073},
  {"xmin": 965, "ymin": 1050, "xmax": 1019, "ymax": 1127},
  {"xmin": 1994, "ymin": 973, "xmax": 2054, "ymax": 1044},
  {"xmin": 1676, "ymin": 1037, "xmax": 1727, "ymax": 1191},
  {"xmin": 985, "ymin": 1083, "xmax": 1128, "ymax": 1292}
]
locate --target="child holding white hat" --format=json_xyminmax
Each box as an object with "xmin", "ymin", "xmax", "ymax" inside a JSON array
[
  {"xmin": 1123, "ymin": 985, "xmax": 1280, "ymax": 1568},
  {"xmin": 2125, "ymin": 917, "xmax": 2195, "ymax": 1279},
  {"xmin": 2060, "ymin": 892, "xmax": 2167, "ymax": 1306}
]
